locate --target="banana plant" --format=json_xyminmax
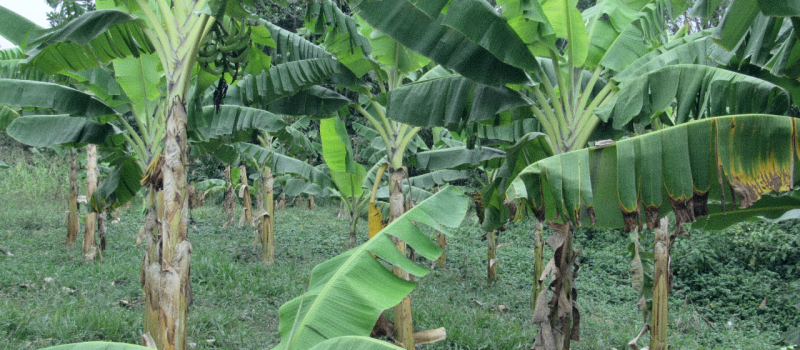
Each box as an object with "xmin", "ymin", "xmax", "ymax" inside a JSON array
[
  {"xmin": 37, "ymin": 190, "xmax": 468, "ymax": 350},
  {"xmin": 509, "ymin": 114, "xmax": 800, "ymax": 350},
  {"xmin": 351, "ymin": 0, "xmax": 799, "ymax": 347}
]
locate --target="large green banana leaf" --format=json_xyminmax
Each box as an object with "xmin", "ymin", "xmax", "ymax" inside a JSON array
[
  {"xmin": 356, "ymin": 15, "xmax": 430, "ymax": 75},
  {"xmin": 40, "ymin": 342, "xmax": 152, "ymax": 350},
  {"xmin": 596, "ymin": 65, "xmax": 791, "ymax": 129},
  {"xmin": 22, "ymin": 10, "xmax": 155, "ymax": 74},
  {"xmin": 0, "ymin": 6, "xmax": 48, "ymax": 49},
  {"xmin": 305, "ymin": 0, "xmax": 374, "ymax": 78},
  {"xmin": 712, "ymin": 0, "xmax": 762, "ymax": 51},
  {"xmin": 0, "ymin": 79, "xmax": 118, "ymax": 120},
  {"xmin": 263, "ymin": 86, "xmax": 351, "ymax": 116},
  {"xmin": 508, "ymin": 115, "xmax": 800, "ymax": 232},
  {"xmin": 321, "ymin": 117, "xmax": 365, "ymax": 197},
  {"xmin": 612, "ymin": 32, "xmax": 732, "ymax": 83},
  {"xmin": 415, "ymin": 146, "xmax": 506, "ymax": 170},
  {"xmin": 352, "ymin": 0, "xmax": 534, "ymax": 86},
  {"xmin": 112, "ymin": 53, "xmax": 162, "ymax": 119},
  {"xmin": 273, "ymin": 186, "xmax": 468, "ymax": 350},
  {"xmin": 307, "ymin": 336, "xmax": 404, "ymax": 350},
  {"xmin": 7, "ymin": 115, "xmax": 122, "ymax": 147},
  {"xmin": 386, "ymin": 75, "xmax": 533, "ymax": 130},
  {"xmin": 91, "ymin": 156, "xmax": 143, "ymax": 212},
  {"xmin": 192, "ymin": 105, "xmax": 286, "ymax": 142}
]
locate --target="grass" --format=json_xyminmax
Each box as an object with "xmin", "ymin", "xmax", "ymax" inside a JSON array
[{"xmin": 0, "ymin": 148, "xmax": 794, "ymax": 350}]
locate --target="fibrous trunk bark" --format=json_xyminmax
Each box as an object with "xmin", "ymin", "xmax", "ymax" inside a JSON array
[
  {"xmin": 280, "ymin": 192, "xmax": 286, "ymax": 211},
  {"xmin": 98, "ymin": 211, "xmax": 107, "ymax": 251},
  {"xmin": 142, "ymin": 98, "xmax": 192, "ymax": 350},
  {"xmin": 83, "ymin": 144, "xmax": 98, "ymax": 260},
  {"xmin": 532, "ymin": 222, "xmax": 579, "ymax": 350},
  {"xmin": 487, "ymin": 230, "xmax": 497, "ymax": 284},
  {"xmin": 239, "ymin": 165, "xmax": 253, "ymax": 227},
  {"xmin": 67, "ymin": 148, "xmax": 80, "ymax": 246},
  {"xmin": 223, "ymin": 165, "xmax": 235, "ymax": 226},
  {"xmin": 389, "ymin": 168, "xmax": 414, "ymax": 350},
  {"xmin": 349, "ymin": 211, "xmax": 358, "ymax": 249},
  {"xmin": 258, "ymin": 167, "xmax": 275, "ymax": 263},
  {"xmin": 650, "ymin": 217, "xmax": 671, "ymax": 350},
  {"xmin": 308, "ymin": 195, "xmax": 315, "ymax": 210}
]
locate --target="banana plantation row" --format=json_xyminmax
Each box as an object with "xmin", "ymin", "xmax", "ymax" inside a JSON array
[{"xmin": 1, "ymin": 0, "xmax": 799, "ymax": 349}]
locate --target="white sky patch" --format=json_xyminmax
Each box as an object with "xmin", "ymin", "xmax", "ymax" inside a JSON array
[{"xmin": 0, "ymin": 1, "xmax": 52, "ymax": 49}]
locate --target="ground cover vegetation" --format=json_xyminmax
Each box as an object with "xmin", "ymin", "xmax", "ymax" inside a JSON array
[
  {"xmin": 0, "ymin": 146, "xmax": 798, "ymax": 350},
  {"xmin": 2, "ymin": 0, "xmax": 800, "ymax": 349}
]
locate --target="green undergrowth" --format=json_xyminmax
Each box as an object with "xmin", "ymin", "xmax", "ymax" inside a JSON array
[{"xmin": 0, "ymin": 149, "xmax": 796, "ymax": 349}]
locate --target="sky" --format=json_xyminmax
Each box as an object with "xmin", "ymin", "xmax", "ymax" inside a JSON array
[{"xmin": 0, "ymin": 1, "xmax": 52, "ymax": 49}]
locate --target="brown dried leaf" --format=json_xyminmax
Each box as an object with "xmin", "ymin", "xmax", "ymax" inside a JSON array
[
  {"xmin": 414, "ymin": 327, "xmax": 446, "ymax": 345},
  {"xmin": 759, "ymin": 297, "xmax": 767, "ymax": 308},
  {"xmin": 497, "ymin": 305, "xmax": 507, "ymax": 313},
  {"xmin": 532, "ymin": 289, "xmax": 550, "ymax": 323}
]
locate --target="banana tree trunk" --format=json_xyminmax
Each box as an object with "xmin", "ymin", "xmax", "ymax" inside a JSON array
[
  {"xmin": 650, "ymin": 217, "xmax": 671, "ymax": 350},
  {"xmin": 83, "ymin": 144, "xmax": 98, "ymax": 261},
  {"xmin": 141, "ymin": 188, "xmax": 163, "ymax": 345},
  {"xmin": 532, "ymin": 222, "xmax": 579, "ymax": 350},
  {"xmin": 435, "ymin": 232, "xmax": 446, "ymax": 269},
  {"xmin": 98, "ymin": 211, "xmax": 107, "ymax": 251},
  {"xmin": 157, "ymin": 98, "xmax": 192, "ymax": 350},
  {"xmin": 67, "ymin": 148, "xmax": 79, "ymax": 246},
  {"xmin": 223, "ymin": 165, "xmax": 235, "ymax": 226},
  {"xmin": 389, "ymin": 168, "xmax": 414, "ymax": 350},
  {"xmin": 349, "ymin": 209, "xmax": 358, "ymax": 249},
  {"xmin": 308, "ymin": 195, "xmax": 315, "ymax": 210},
  {"xmin": 280, "ymin": 192, "xmax": 286, "ymax": 211},
  {"xmin": 239, "ymin": 165, "xmax": 253, "ymax": 227},
  {"xmin": 487, "ymin": 230, "xmax": 497, "ymax": 284},
  {"xmin": 259, "ymin": 167, "xmax": 275, "ymax": 263},
  {"xmin": 531, "ymin": 219, "xmax": 544, "ymax": 310}
]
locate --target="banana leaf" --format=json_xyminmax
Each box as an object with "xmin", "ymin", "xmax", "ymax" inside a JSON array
[
  {"xmin": 0, "ymin": 79, "xmax": 118, "ymax": 120},
  {"xmin": 352, "ymin": 0, "xmax": 534, "ymax": 86},
  {"xmin": 23, "ymin": 10, "xmax": 155, "ymax": 74},
  {"xmin": 508, "ymin": 115, "xmax": 800, "ymax": 231},
  {"xmin": 7, "ymin": 115, "xmax": 123, "ymax": 147},
  {"xmin": 596, "ymin": 65, "xmax": 791, "ymax": 129},
  {"xmin": 386, "ymin": 75, "xmax": 533, "ymax": 130},
  {"xmin": 273, "ymin": 186, "xmax": 468, "ymax": 350},
  {"xmin": 91, "ymin": 156, "xmax": 143, "ymax": 212}
]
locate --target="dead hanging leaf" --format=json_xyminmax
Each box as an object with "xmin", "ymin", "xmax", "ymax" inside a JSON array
[
  {"xmin": 141, "ymin": 333, "xmax": 157, "ymax": 349},
  {"xmin": 759, "ymin": 297, "xmax": 767, "ymax": 308},
  {"xmin": 371, "ymin": 313, "xmax": 396, "ymax": 339},
  {"xmin": 414, "ymin": 327, "xmax": 446, "ymax": 345},
  {"xmin": 140, "ymin": 155, "xmax": 164, "ymax": 190},
  {"xmin": 368, "ymin": 202, "xmax": 386, "ymax": 239}
]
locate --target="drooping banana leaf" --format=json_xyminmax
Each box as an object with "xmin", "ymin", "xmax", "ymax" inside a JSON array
[
  {"xmin": 91, "ymin": 156, "xmax": 143, "ymax": 212},
  {"xmin": 273, "ymin": 186, "xmax": 468, "ymax": 350},
  {"xmin": 508, "ymin": 115, "xmax": 800, "ymax": 232},
  {"xmin": 352, "ymin": 0, "xmax": 534, "ymax": 86},
  {"xmin": 264, "ymin": 86, "xmax": 351, "ymax": 116},
  {"xmin": 612, "ymin": 32, "xmax": 732, "ymax": 83},
  {"xmin": 596, "ymin": 65, "xmax": 791, "ymax": 129},
  {"xmin": 214, "ymin": 142, "xmax": 336, "ymax": 190},
  {"xmin": 356, "ymin": 16, "xmax": 429, "ymax": 75},
  {"xmin": 415, "ymin": 145, "xmax": 506, "ymax": 170},
  {"xmin": 0, "ymin": 79, "xmax": 118, "ymax": 120},
  {"xmin": 0, "ymin": 5, "xmax": 48, "ymax": 49},
  {"xmin": 305, "ymin": 0, "xmax": 374, "ymax": 78},
  {"xmin": 23, "ymin": 10, "xmax": 155, "ymax": 74},
  {"xmin": 386, "ymin": 75, "xmax": 533, "ymax": 130},
  {"xmin": 712, "ymin": 0, "xmax": 761, "ymax": 51},
  {"xmin": 406, "ymin": 170, "xmax": 471, "ymax": 189},
  {"xmin": 39, "ymin": 342, "xmax": 152, "ymax": 350},
  {"xmin": 192, "ymin": 105, "xmax": 286, "ymax": 142},
  {"xmin": 7, "ymin": 115, "xmax": 123, "ymax": 147},
  {"xmin": 590, "ymin": 1, "xmax": 672, "ymax": 72}
]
